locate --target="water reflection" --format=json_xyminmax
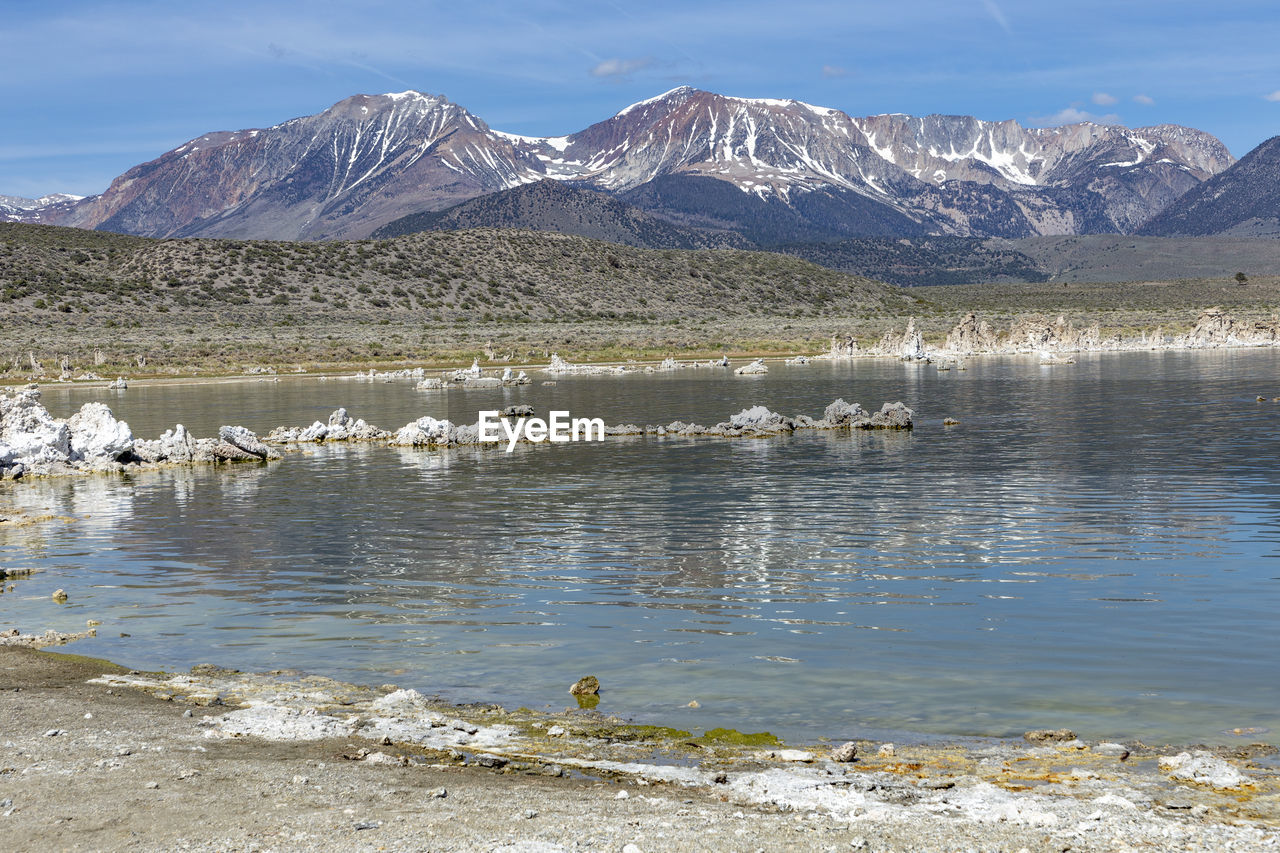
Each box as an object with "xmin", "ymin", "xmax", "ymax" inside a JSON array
[{"xmin": 3, "ymin": 350, "xmax": 1280, "ymax": 744}]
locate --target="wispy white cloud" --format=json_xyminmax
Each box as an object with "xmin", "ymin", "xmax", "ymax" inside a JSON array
[
  {"xmin": 1133, "ymin": 94, "xmax": 1155, "ymax": 105},
  {"xmin": 1091, "ymin": 92, "xmax": 1118, "ymax": 106},
  {"xmin": 980, "ymin": 0, "xmax": 1013, "ymax": 35},
  {"xmin": 589, "ymin": 57, "xmax": 652, "ymax": 79},
  {"xmin": 1030, "ymin": 106, "xmax": 1121, "ymax": 126},
  {"xmin": 822, "ymin": 64, "xmax": 849, "ymax": 78},
  {"xmin": 1265, "ymin": 90, "xmax": 1280, "ymax": 102}
]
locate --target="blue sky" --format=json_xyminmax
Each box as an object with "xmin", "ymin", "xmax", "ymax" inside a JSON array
[{"xmin": 3, "ymin": 0, "xmax": 1279, "ymax": 197}]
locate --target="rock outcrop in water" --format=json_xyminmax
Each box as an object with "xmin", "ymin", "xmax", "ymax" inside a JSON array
[
  {"xmin": 870, "ymin": 402, "xmax": 914, "ymax": 429},
  {"xmin": 0, "ymin": 387, "xmax": 280, "ymax": 479},
  {"xmin": 734, "ymin": 358, "xmax": 769, "ymax": 375},
  {"xmin": 544, "ymin": 354, "xmax": 628, "ymax": 376},
  {"xmin": 266, "ymin": 396, "xmax": 914, "ymax": 449},
  {"xmin": 266, "ymin": 408, "xmax": 390, "ymax": 443},
  {"xmin": 1, "ymin": 390, "xmax": 914, "ymax": 481},
  {"xmin": 132, "ymin": 425, "xmax": 202, "ymax": 464}
]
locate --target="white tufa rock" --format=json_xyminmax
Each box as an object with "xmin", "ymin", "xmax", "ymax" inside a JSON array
[
  {"xmin": 544, "ymin": 353, "xmax": 628, "ymax": 376},
  {"xmin": 729, "ymin": 405, "xmax": 786, "ymax": 430},
  {"xmin": 132, "ymin": 425, "xmax": 196, "ymax": 463},
  {"xmin": 734, "ymin": 358, "xmax": 768, "ymax": 375},
  {"xmin": 298, "ymin": 421, "xmax": 329, "ymax": 442},
  {"xmin": 218, "ymin": 425, "xmax": 273, "ymax": 459},
  {"xmin": 1158, "ymin": 751, "xmax": 1254, "ymax": 790},
  {"xmin": 67, "ymin": 402, "xmax": 133, "ymax": 461},
  {"xmin": 392, "ymin": 416, "xmax": 454, "ymax": 447},
  {"xmin": 0, "ymin": 389, "xmax": 71, "ymax": 465}
]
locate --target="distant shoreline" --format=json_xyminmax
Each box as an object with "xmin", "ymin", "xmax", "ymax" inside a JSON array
[{"xmin": 6, "ymin": 304, "xmax": 1279, "ymax": 392}]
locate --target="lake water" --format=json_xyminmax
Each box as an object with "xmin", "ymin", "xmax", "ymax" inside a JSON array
[{"xmin": 3, "ymin": 351, "xmax": 1279, "ymax": 746}]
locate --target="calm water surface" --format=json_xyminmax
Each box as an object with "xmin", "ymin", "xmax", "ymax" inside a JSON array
[{"xmin": 3, "ymin": 351, "xmax": 1279, "ymax": 745}]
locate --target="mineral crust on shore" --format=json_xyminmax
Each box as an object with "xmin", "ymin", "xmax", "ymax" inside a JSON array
[{"xmin": 822, "ymin": 306, "xmax": 1280, "ymax": 360}]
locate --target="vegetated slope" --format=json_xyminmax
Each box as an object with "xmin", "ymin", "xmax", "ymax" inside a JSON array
[
  {"xmin": 1139, "ymin": 137, "xmax": 1280, "ymax": 237},
  {"xmin": 776, "ymin": 233, "xmax": 1280, "ymax": 286},
  {"xmin": 773, "ymin": 237, "xmax": 1048, "ymax": 286},
  {"xmin": 372, "ymin": 179, "xmax": 749, "ymax": 249},
  {"xmin": 1009, "ymin": 235, "xmax": 1280, "ymax": 282},
  {"xmin": 0, "ymin": 223, "xmax": 916, "ymax": 324}
]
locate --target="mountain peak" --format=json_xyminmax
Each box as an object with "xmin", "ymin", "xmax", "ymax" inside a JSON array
[
  {"xmin": 615, "ymin": 86, "xmax": 701, "ymax": 116},
  {"xmin": 6, "ymin": 86, "xmax": 1238, "ymax": 242}
]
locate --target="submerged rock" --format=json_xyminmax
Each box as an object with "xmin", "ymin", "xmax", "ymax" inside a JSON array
[{"xmin": 1024, "ymin": 728, "xmax": 1077, "ymax": 743}]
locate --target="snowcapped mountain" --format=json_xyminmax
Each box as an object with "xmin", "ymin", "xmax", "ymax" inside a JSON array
[
  {"xmin": 850, "ymin": 115, "xmax": 1232, "ymax": 233},
  {"xmin": 11, "ymin": 87, "xmax": 1234, "ymax": 241},
  {"xmin": 54, "ymin": 92, "xmax": 547, "ymax": 240},
  {"xmin": 1, "ymin": 193, "xmax": 84, "ymax": 223},
  {"xmin": 502, "ymin": 87, "xmax": 1232, "ymax": 239}
]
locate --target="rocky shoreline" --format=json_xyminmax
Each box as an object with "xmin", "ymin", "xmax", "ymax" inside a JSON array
[
  {"xmin": 0, "ymin": 389, "xmax": 914, "ymax": 481},
  {"xmin": 0, "ymin": 644, "xmax": 1275, "ymax": 851},
  {"xmin": 828, "ymin": 305, "xmax": 1280, "ymax": 361}
]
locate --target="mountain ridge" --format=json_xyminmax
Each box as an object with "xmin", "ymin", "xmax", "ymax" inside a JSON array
[
  {"xmin": 9, "ymin": 87, "xmax": 1237, "ymax": 243},
  {"xmin": 1139, "ymin": 136, "xmax": 1280, "ymax": 237}
]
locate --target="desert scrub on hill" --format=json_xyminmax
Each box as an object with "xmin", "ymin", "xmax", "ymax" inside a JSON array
[
  {"xmin": 5, "ymin": 222, "xmax": 1278, "ymax": 379},
  {"xmin": 0, "ymin": 223, "xmax": 916, "ymax": 325},
  {"xmin": 0, "ymin": 222, "xmax": 920, "ymax": 376}
]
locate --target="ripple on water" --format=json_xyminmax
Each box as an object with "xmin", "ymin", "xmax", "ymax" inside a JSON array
[{"xmin": 4, "ymin": 349, "xmax": 1280, "ymax": 745}]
